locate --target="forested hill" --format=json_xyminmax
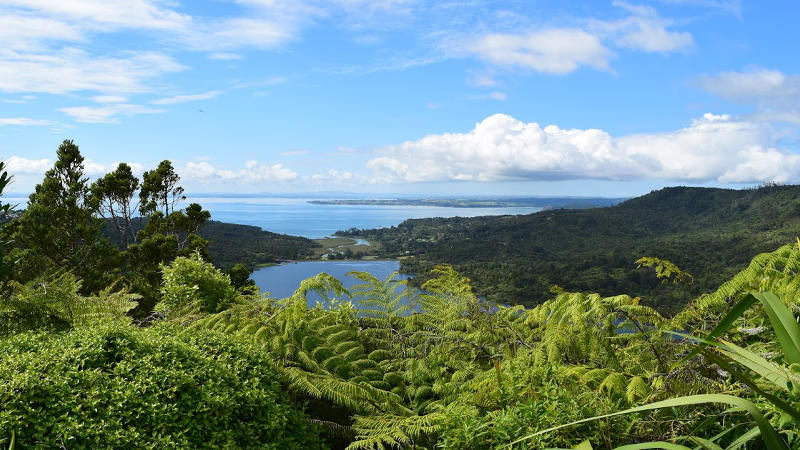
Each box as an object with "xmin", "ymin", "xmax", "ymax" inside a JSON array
[
  {"xmin": 197, "ymin": 221, "xmax": 319, "ymax": 268},
  {"xmin": 101, "ymin": 218, "xmax": 319, "ymax": 269},
  {"xmin": 340, "ymin": 184, "xmax": 800, "ymax": 313}
]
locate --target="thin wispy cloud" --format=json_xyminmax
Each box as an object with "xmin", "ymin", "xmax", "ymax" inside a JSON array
[
  {"xmin": 0, "ymin": 49, "xmax": 185, "ymax": 95},
  {"xmin": 60, "ymin": 103, "xmax": 164, "ymax": 123},
  {"xmin": 151, "ymin": 91, "xmax": 221, "ymax": 105},
  {"xmin": 208, "ymin": 52, "xmax": 243, "ymax": 60},
  {"xmin": 0, "ymin": 117, "xmax": 55, "ymax": 126},
  {"xmin": 696, "ymin": 68, "xmax": 800, "ymax": 124}
]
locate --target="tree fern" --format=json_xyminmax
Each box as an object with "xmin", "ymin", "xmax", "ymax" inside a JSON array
[{"xmin": 0, "ymin": 273, "xmax": 137, "ymax": 334}]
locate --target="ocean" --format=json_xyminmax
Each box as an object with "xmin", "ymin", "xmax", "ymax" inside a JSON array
[{"xmin": 192, "ymin": 196, "xmax": 541, "ymax": 238}]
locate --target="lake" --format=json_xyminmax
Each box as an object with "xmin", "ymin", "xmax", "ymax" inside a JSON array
[
  {"xmin": 251, "ymin": 260, "xmax": 408, "ymax": 307},
  {"xmin": 191, "ymin": 196, "xmax": 541, "ymax": 238}
]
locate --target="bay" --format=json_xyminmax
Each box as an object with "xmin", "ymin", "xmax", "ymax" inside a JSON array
[
  {"xmin": 199, "ymin": 196, "xmax": 540, "ymax": 307},
  {"xmin": 251, "ymin": 260, "xmax": 408, "ymax": 308},
  {"xmin": 190, "ymin": 196, "xmax": 541, "ymax": 238}
]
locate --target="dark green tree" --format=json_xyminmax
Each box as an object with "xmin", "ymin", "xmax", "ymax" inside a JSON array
[
  {"xmin": 7, "ymin": 140, "xmax": 122, "ymax": 292},
  {"xmin": 91, "ymin": 163, "xmax": 140, "ymax": 247},
  {"xmin": 225, "ymin": 263, "xmax": 257, "ymax": 293},
  {"xmin": 126, "ymin": 206, "xmax": 211, "ymax": 316},
  {"xmin": 0, "ymin": 160, "xmax": 14, "ymax": 285},
  {"xmin": 126, "ymin": 159, "xmax": 210, "ymax": 315},
  {"xmin": 139, "ymin": 160, "xmax": 185, "ymax": 216}
]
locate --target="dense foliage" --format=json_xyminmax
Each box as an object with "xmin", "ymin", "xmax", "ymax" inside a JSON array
[
  {"xmin": 0, "ymin": 323, "xmax": 323, "ymax": 449},
  {"xmin": 340, "ymin": 184, "xmax": 800, "ymax": 313},
  {"xmin": 187, "ymin": 242, "xmax": 800, "ymax": 448}
]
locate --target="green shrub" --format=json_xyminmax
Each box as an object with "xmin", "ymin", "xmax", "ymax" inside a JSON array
[
  {"xmin": 0, "ymin": 323, "xmax": 325, "ymax": 449},
  {"xmin": 159, "ymin": 252, "xmax": 236, "ymax": 314}
]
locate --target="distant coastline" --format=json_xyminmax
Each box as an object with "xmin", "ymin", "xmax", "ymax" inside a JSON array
[{"xmin": 308, "ymin": 197, "xmax": 626, "ymax": 209}]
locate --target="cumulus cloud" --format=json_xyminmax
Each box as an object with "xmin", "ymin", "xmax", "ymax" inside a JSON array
[
  {"xmin": 366, "ymin": 113, "xmax": 800, "ymax": 184},
  {"xmin": 182, "ymin": 160, "xmax": 299, "ymax": 183},
  {"xmin": 2, "ymin": 155, "xmax": 145, "ymax": 178},
  {"xmin": 3, "ymin": 156, "xmax": 52, "ymax": 174},
  {"xmin": 60, "ymin": 103, "xmax": 164, "ymax": 123}
]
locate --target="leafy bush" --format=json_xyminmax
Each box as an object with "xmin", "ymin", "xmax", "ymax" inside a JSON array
[
  {"xmin": 159, "ymin": 252, "xmax": 236, "ymax": 314},
  {"xmin": 0, "ymin": 272, "xmax": 137, "ymax": 335},
  {"xmin": 0, "ymin": 323, "xmax": 325, "ymax": 449}
]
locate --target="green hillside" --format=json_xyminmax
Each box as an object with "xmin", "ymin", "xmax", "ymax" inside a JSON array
[
  {"xmin": 101, "ymin": 218, "xmax": 319, "ymax": 269},
  {"xmin": 198, "ymin": 221, "xmax": 319, "ymax": 268},
  {"xmin": 339, "ymin": 184, "xmax": 800, "ymax": 313}
]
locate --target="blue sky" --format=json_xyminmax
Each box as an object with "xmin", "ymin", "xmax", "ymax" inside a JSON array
[{"xmin": 1, "ymin": 0, "xmax": 799, "ymax": 197}]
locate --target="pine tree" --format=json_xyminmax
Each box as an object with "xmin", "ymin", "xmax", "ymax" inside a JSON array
[
  {"xmin": 8, "ymin": 140, "xmax": 122, "ymax": 293},
  {"xmin": 91, "ymin": 162, "xmax": 140, "ymax": 247}
]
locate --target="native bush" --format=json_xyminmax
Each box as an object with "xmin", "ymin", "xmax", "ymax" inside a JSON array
[
  {"xmin": 159, "ymin": 252, "xmax": 236, "ymax": 315},
  {"xmin": 0, "ymin": 323, "xmax": 325, "ymax": 449}
]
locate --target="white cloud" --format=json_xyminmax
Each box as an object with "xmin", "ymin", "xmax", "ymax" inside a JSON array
[
  {"xmin": 1, "ymin": 0, "xmax": 191, "ymax": 33},
  {"xmin": 696, "ymin": 68, "xmax": 800, "ymax": 124},
  {"xmin": 181, "ymin": 160, "xmax": 299, "ymax": 183},
  {"xmin": 176, "ymin": 1, "xmax": 319, "ymax": 52},
  {"xmin": 231, "ymin": 77, "xmax": 289, "ymax": 90},
  {"xmin": 597, "ymin": 1, "xmax": 694, "ymax": 52},
  {"xmin": 660, "ymin": 0, "xmax": 742, "ymax": 18},
  {"xmin": 467, "ymin": 72, "xmax": 499, "ymax": 87},
  {"xmin": 0, "ymin": 48, "xmax": 185, "ymax": 95},
  {"xmin": 0, "ymin": 14, "xmax": 84, "ymax": 51},
  {"xmin": 0, "ymin": 117, "xmax": 54, "ymax": 126},
  {"xmin": 60, "ymin": 103, "xmax": 164, "ymax": 123},
  {"xmin": 91, "ymin": 95, "xmax": 127, "ymax": 103},
  {"xmin": 183, "ymin": 161, "xmax": 218, "ymax": 179},
  {"xmin": 0, "ymin": 0, "xmax": 300, "ymax": 99},
  {"xmin": 82, "ymin": 158, "xmax": 113, "ymax": 176},
  {"xmin": 151, "ymin": 90, "xmax": 221, "ymax": 105},
  {"xmin": 463, "ymin": 3, "xmax": 692, "ymax": 75},
  {"xmin": 697, "ymin": 68, "xmax": 797, "ymax": 102},
  {"xmin": 311, "ymin": 169, "xmax": 355, "ymax": 183},
  {"xmin": 470, "ymin": 29, "xmax": 612, "ymax": 75},
  {"xmin": 208, "ymin": 52, "xmax": 243, "ymax": 60},
  {"xmin": 3, "ymin": 156, "xmax": 51, "ymax": 174},
  {"xmin": 2, "ymin": 155, "xmax": 145, "ymax": 178},
  {"xmin": 366, "ymin": 113, "xmax": 800, "ymax": 184}
]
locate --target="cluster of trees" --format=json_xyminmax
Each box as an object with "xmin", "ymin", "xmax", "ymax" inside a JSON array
[
  {"xmin": 1, "ymin": 140, "xmax": 216, "ymax": 315},
  {"xmin": 339, "ymin": 184, "xmax": 800, "ymax": 313}
]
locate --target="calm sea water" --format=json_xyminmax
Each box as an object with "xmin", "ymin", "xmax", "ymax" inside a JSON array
[
  {"xmin": 251, "ymin": 260, "xmax": 407, "ymax": 307},
  {"xmin": 192, "ymin": 196, "xmax": 541, "ymax": 238}
]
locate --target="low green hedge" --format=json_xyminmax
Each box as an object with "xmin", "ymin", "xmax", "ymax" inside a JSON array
[{"xmin": 0, "ymin": 323, "xmax": 325, "ymax": 449}]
